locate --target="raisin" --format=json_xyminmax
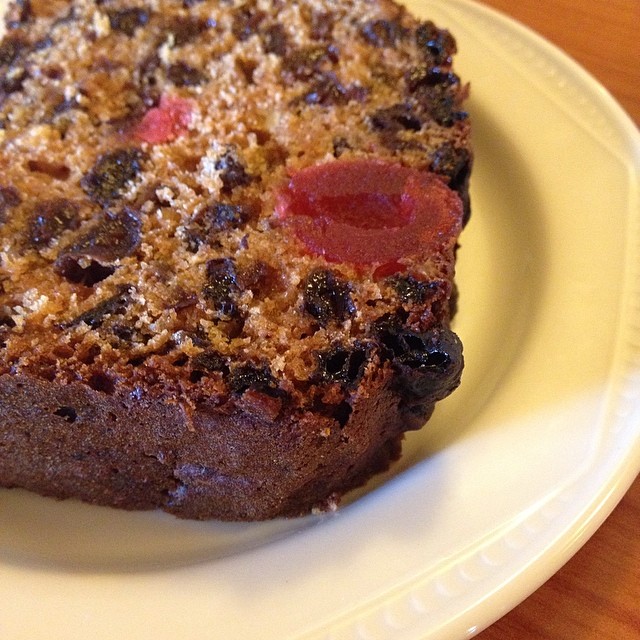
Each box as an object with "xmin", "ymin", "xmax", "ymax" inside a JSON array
[
  {"xmin": 299, "ymin": 72, "xmax": 367, "ymax": 106},
  {"xmin": 137, "ymin": 54, "xmax": 161, "ymax": 106},
  {"xmin": 55, "ymin": 209, "xmax": 141, "ymax": 284},
  {"xmin": 228, "ymin": 363, "xmax": 279, "ymax": 396},
  {"xmin": 34, "ymin": 37, "xmax": 53, "ymax": 51},
  {"xmin": 370, "ymin": 103, "xmax": 422, "ymax": 133},
  {"xmin": 202, "ymin": 258, "xmax": 240, "ymax": 317},
  {"xmin": 262, "ymin": 23, "xmax": 287, "ymax": 56},
  {"xmin": 111, "ymin": 323, "xmax": 135, "ymax": 342},
  {"xmin": 0, "ymin": 314, "xmax": 16, "ymax": 328},
  {"xmin": 406, "ymin": 66, "xmax": 460, "ymax": 93},
  {"xmin": 27, "ymin": 159, "xmax": 70, "ymax": 181},
  {"xmin": 431, "ymin": 143, "xmax": 471, "ymax": 190},
  {"xmin": 191, "ymin": 350, "xmax": 228, "ymax": 373},
  {"xmin": 360, "ymin": 19, "xmax": 406, "ymax": 48},
  {"xmin": 237, "ymin": 261, "xmax": 275, "ymax": 297},
  {"xmin": 316, "ymin": 342, "xmax": 371, "ymax": 387},
  {"xmin": 282, "ymin": 45, "xmax": 339, "ymax": 80},
  {"xmin": 310, "ymin": 11, "xmax": 334, "ymax": 41},
  {"xmin": 215, "ymin": 148, "xmax": 252, "ymax": 194},
  {"xmin": 166, "ymin": 61, "xmax": 206, "ymax": 86},
  {"xmin": 52, "ymin": 97, "xmax": 82, "ymax": 116},
  {"xmin": 28, "ymin": 198, "xmax": 79, "ymax": 246},
  {"xmin": 81, "ymin": 149, "xmax": 145, "ymax": 206},
  {"xmin": 0, "ymin": 37, "xmax": 24, "ymax": 65},
  {"xmin": 1, "ymin": 67, "xmax": 28, "ymax": 94},
  {"xmin": 63, "ymin": 284, "xmax": 133, "ymax": 329},
  {"xmin": 415, "ymin": 21, "xmax": 456, "ymax": 65},
  {"xmin": 376, "ymin": 324, "xmax": 463, "ymax": 403},
  {"xmin": 62, "ymin": 208, "xmax": 141, "ymax": 262},
  {"xmin": 108, "ymin": 8, "xmax": 149, "ymax": 36},
  {"xmin": 332, "ymin": 137, "xmax": 350, "ymax": 158},
  {"xmin": 204, "ymin": 201, "xmax": 252, "ymax": 232},
  {"xmin": 0, "ymin": 185, "xmax": 21, "ymax": 222},
  {"xmin": 57, "ymin": 260, "xmax": 115, "ymax": 286},
  {"xmin": 303, "ymin": 269, "xmax": 355, "ymax": 325},
  {"xmin": 231, "ymin": 2, "xmax": 266, "ymax": 41},
  {"xmin": 419, "ymin": 84, "xmax": 467, "ymax": 127},
  {"xmin": 166, "ymin": 16, "xmax": 212, "ymax": 46},
  {"xmin": 388, "ymin": 274, "xmax": 437, "ymax": 304}
]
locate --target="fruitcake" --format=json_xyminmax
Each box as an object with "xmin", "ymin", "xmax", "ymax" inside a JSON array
[{"xmin": 0, "ymin": 0, "xmax": 471, "ymax": 520}]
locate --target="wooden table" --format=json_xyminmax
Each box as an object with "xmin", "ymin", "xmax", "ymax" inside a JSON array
[{"xmin": 474, "ymin": 1, "xmax": 640, "ymax": 638}]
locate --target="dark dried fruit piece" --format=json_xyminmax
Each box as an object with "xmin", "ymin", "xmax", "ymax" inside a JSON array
[
  {"xmin": 166, "ymin": 61, "xmax": 206, "ymax": 86},
  {"xmin": 0, "ymin": 37, "xmax": 24, "ymax": 65},
  {"xmin": 299, "ymin": 72, "xmax": 367, "ymax": 106},
  {"xmin": 370, "ymin": 103, "xmax": 422, "ymax": 133},
  {"xmin": 81, "ymin": 149, "xmax": 145, "ymax": 206},
  {"xmin": 309, "ymin": 11, "xmax": 334, "ymax": 41},
  {"xmin": 332, "ymin": 137, "xmax": 350, "ymax": 158},
  {"xmin": 166, "ymin": 16, "xmax": 212, "ymax": 46},
  {"xmin": 28, "ymin": 198, "xmax": 79, "ymax": 246},
  {"xmin": 431, "ymin": 143, "xmax": 471, "ymax": 190},
  {"xmin": 303, "ymin": 269, "xmax": 355, "ymax": 325},
  {"xmin": 282, "ymin": 45, "xmax": 339, "ymax": 80},
  {"xmin": 27, "ymin": 159, "xmax": 70, "ymax": 181},
  {"xmin": 262, "ymin": 23, "xmax": 287, "ymax": 56},
  {"xmin": 228, "ymin": 363, "xmax": 279, "ymax": 396},
  {"xmin": 431, "ymin": 143, "xmax": 472, "ymax": 223},
  {"xmin": 203, "ymin": 258, "xmax": 240, "ymax": 317},
  {"xmin": 137, "ymin": 53, "xmax": 161, "ymax": 107},
  {"xmin": 55, "ymin": 209, "xmax": 141, "ymax": 285},
  {"xmin": 108, "ymin": 8, "xmax": 150, "ymax": 36},
  {"xmin": 215, "ymin": 148, "xmax": 252, "ymax": 194},
  {"xmin": 60, "ymin": 208, "xmax": 141, "ymax": 262},
  {"xmin": 415, "ymin": 21, "xmax": 456, "ymax": 65},
  {"xmin": 376, "ymin": 324, "xmax": 463, "ymax": 403},
  {"xmin": 0, "ymin": 314, "xmax": 16, "ymax": 328},
  {"xmin": 64, "ymin": 284, "xmax": 133, "ymax": 329},
  {"xmin": 406, "ymin": 66, "xmax": 460, "ymax": 93},
  {"xmin": 388, "ymin": 274, "xmax": 437, "ymax": 304},
  {"xmin": 231, "ymin": 2, "xmax": 266, "ymax": 41},
  {"xmin": 191, "ymin": 350, "xmax": 228, "ymax": 373},
  {"xmin": 360, "ymin": 19, "xmax": 406, "ymax": 48},
  {"xmin": 0, "ymin": 185, "xmax": 21, "ymax": 222},
  {"xmin": 316, "ymin": 343, "xmax": 371, "ymax": 387},
  {"xmin": 1, "ymin": 67, "xmax": 28, "ymax": 94},
  {"xmin": 34, "ymin": 37, "xmax": 53, "ymax": 51},
  {"xmin": 203, "ymin": 201, "xmax": 252, "ymax": 232},
  {"xmin": 403, "ymin": 77, "xmax": 468, "ymax": 129}
]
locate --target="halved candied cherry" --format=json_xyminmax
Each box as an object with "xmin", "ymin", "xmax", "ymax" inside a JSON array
[
  {"xmin": 275, "ymin": 158, "xmax": 463, "ymax": 268},
  {"xmin": 133, "ymin": 94, "xmax": 195, "ymax": 145}
]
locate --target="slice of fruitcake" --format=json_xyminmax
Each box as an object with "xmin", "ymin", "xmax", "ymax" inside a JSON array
[{"xmin": 0, "ymin": 0, "xmax": 471, "ymax": 520}]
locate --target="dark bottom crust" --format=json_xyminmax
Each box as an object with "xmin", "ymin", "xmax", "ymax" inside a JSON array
[{"xmin": 0, "ymin": 371, "xmax": 424, "ymax": 520}]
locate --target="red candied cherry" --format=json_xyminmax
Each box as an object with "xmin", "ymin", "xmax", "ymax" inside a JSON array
[
  {"xmin": 275, "ymin": 158, "xmax": 463, "ymax": 273},
  {"xmin": 133, "ymin": 94, "xmax": 195, "ymax": 145}
]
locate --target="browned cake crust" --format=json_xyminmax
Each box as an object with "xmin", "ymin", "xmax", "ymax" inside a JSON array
[{"xmin": 0, "ymin": 0, "xmax": 471, "ymax": 520}]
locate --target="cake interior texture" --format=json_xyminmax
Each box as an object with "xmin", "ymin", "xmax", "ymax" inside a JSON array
[{"xmin": 0, "ymin": 0, "xmax": 471, "ymax": 520}]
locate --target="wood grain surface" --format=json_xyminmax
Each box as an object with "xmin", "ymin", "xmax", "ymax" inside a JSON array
[{"xmin": 473, "ymin": 0, "xmax": 640, "ymax": 638}]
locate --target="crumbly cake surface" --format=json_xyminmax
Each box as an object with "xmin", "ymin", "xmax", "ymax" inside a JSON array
[{"xmin": 0, "ymin": 0, "xmax": 471, "ymax": 520}]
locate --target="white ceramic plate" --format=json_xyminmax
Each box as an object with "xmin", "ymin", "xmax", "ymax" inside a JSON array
[{"xmin": 1, "ymin": 1, "xmax": 639, "ymax": 638}]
